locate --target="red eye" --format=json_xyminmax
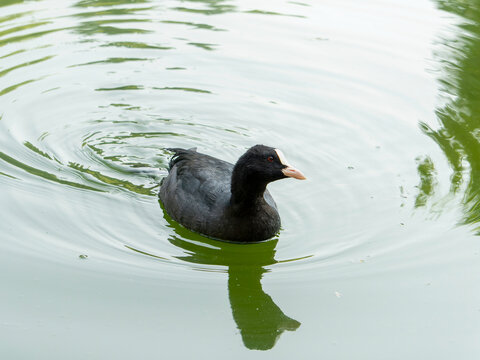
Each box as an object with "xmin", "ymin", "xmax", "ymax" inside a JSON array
[{"xmin": 267, "ymin": 156, "xmax": 274, "ymax": 162}]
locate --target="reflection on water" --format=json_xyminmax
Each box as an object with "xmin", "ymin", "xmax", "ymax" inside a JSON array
[
  {"xmin": 415, "ymin": 155, "xmax": 436, "ymax": 208},
  {"xmin": 75, "ymin": 0, "xmax": 150, "ymax": 7},
  {"xmin": 172, "ymin": 0, "xmax": 236, "ymax": 16},
  {"xmin": 418, "ymin": 1, "xmax": 480, "ymax": 231},
  {"xmin": 161, "ymin": 203, "xmax": 301, "ymax": 350},
  {"xmin": 0, "ymin": 0, "xmax": 24, "ymax": 8},
  {"xmin": 73, "ymin": 0, "xmax": 154, "ymax": 36},
  {"xmin": 228, "ymin": 263, "xmax": 301, "ymax": 350}
]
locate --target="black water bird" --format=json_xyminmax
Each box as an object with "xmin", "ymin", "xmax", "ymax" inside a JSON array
[{"xmin": 159, "ymin": 145, "xmax": 306, "ymax": 242}]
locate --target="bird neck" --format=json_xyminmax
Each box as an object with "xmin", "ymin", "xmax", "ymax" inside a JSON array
[{"xmin": 230, "ymin": 167, "xmax": 268, "ymax": 214}]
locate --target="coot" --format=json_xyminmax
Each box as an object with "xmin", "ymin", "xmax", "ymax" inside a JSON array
[{"xmin": 159, "ymin": 145, "xmax": 306, "ymax": 242}]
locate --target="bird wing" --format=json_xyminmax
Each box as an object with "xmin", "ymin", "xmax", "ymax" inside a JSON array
[{"xmin": 160, "ymin": 148, "xmax": 233, "ymax": 225}]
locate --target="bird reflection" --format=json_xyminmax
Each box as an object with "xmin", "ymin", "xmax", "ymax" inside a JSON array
[
  {"xmin": 160, "ymin": 201, "xmax": 300, "ymax": 350},
  {"xmin": 227, "ymin": 263, "xmax": 301, "ymax": 350}
]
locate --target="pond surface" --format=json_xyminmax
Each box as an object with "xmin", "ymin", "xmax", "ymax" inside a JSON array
[{"xmin": 1, "ymin": 0, "xmax": 480, "ymax": 358}]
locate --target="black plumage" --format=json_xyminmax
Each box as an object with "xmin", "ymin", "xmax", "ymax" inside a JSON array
[{"xmin": 159, "ymin": 145, "xmax": 305, "ymax": 242}]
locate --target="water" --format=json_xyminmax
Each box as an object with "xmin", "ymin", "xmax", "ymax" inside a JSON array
[{"xmin": 1, "ymin": 0, "xmax": 480, "ymax": 358}]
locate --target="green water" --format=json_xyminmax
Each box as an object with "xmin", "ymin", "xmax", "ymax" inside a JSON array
[{"xmin": 1, "ymin": 0, "xmax": 480, "ymax": 358}]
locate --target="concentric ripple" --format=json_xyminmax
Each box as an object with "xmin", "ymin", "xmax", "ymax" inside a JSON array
[
  {"xmin": 3, "ymin": 0, "xmax": 480, "ymax": 356},
  {"xmin": 1, "ymin": 0, "xmax": 474, "ymax": 280}
]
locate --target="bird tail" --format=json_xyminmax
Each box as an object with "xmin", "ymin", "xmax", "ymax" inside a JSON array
[{"xmin": 165, "ymin": 147, "xmax": 197, "ymax": 170}]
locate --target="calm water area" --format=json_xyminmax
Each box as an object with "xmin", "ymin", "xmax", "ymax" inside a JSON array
[{"xmin": 1, "ymin": 0, "xmax": 480, "ymax": 358}]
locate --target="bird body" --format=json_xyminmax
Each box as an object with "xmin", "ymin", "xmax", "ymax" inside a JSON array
[{"xmin": 159, "ymin": 145, "xmax": 305, "ymax": 242}]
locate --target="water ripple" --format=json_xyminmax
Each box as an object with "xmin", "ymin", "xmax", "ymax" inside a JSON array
[{"xmin": 0, "ymin": 0, "xmax": 467, "ymax": 283}]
